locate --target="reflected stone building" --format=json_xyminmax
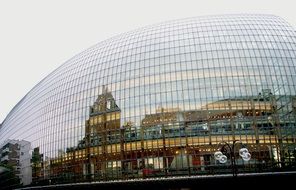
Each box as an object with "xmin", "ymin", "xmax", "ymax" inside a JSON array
[{"xmin": 0, "ymin": 14, "xmax": 296, "ymax": 187}]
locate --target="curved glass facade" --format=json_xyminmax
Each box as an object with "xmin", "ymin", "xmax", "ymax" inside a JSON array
[{"xmin": 1, "ymin": 14, "xmax": 296, "ymax": 186}]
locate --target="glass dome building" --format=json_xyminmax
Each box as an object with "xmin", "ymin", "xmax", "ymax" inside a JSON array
[{"xmin": 0, "ymin": 14, "xmax": 296, "ymax": 186}]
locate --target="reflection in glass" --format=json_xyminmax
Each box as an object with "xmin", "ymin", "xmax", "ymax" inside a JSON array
[{"xmin": 0, "ymin": 14, "xmax": 296, "ymax": 187}]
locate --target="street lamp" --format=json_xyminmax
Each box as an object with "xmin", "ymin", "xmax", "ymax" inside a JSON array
[{"xmin": 214, "ymin": 140, "xmax": 251, "ymax": 177}]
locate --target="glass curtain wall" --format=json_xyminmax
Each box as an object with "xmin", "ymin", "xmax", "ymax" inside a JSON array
[{"xmin": 0, "ymin": 14, "xmax": 296, "ymax": 186}]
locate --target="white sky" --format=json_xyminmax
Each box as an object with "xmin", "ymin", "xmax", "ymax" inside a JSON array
[{"xmin": 0, "ymin": 0, "xmax": 295, "ymax": 123}]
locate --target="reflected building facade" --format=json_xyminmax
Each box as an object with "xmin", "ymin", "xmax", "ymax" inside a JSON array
[{"xmin": 0, "ymin": 14, "xmax": 296, "ymax": 186}]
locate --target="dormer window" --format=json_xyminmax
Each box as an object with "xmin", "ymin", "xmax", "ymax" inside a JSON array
[{"xmin": 107, "ymin": 100, "xmax": 111, "ymax": 110}]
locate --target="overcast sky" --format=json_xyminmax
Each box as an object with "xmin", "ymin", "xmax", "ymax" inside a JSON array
[{"xmin": 0, "ymin": 0, "xmax": 295, "ymax": 122}]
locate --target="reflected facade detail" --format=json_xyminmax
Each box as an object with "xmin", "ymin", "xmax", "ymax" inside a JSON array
[{"xmin": 0, "ymin": 14, "xmax": 296, "ymax": 187}]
